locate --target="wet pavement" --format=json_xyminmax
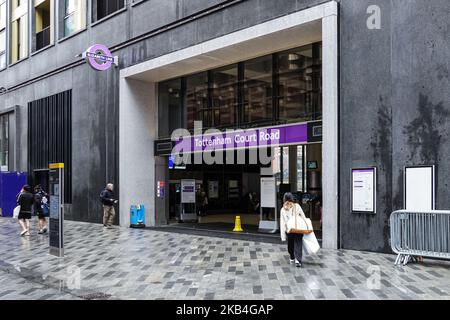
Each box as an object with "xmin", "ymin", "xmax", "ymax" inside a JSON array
[{"xmin": 0, "ymin": 217, "xmax": 449, "ymax": 300}]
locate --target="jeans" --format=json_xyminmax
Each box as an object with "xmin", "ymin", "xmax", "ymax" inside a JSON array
[{"xmin": 287, "ymin": 233, "xmax": 304, "ymax": 262}]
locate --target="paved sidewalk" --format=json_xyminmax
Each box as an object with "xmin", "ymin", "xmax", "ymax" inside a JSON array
[{"xmin": 0, "ymin": 217, "xmax": 449, "ymax": 300}]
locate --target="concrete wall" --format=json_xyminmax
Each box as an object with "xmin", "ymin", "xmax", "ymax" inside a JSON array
[{"xmin": 339, "ymin": 0, "xmax": 450, "ymax": 252}]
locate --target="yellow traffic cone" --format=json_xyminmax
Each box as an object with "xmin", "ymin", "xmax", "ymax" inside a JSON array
[{"xmin": 233, "ymin": 216, "xmax": 244, "ymax": 232}]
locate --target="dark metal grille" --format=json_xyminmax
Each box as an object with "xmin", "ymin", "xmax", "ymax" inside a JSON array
[{"xmin": 28, "ymin": 90, "xmax": 72, "ymax": 203}]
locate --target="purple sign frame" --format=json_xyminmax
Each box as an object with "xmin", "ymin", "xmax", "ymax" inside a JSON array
[
  {"xmin": 173, "ymin": 123, "xmax": 308, "ymax": 154},
  {"xmin": 86, "ymin": 44, "xmax": 114, "ymax": 71}
]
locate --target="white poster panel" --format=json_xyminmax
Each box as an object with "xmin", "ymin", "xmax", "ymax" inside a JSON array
[
  {"xmin": 352, "ymin": 168, "xmax": 376, "ymax": 213},
  {"xmin": 260, "ymin": 177, "xmax": 276, "ymax": 208},
  {"xmin": 208, "ymin": 181, "xmax": 219, "ymax": 199},
  {"xmin": 181, "ymin": 179, "xmax": 196, "ymax": 204},
  {"xmin": 405, "ymin": 166, "xmax": 435, "ymax": 211}
]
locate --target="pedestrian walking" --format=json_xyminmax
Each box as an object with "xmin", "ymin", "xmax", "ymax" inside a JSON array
[
  {"xmin": 16, "ymin": 185, "xmax": 34, "ymax": 237},
  {"xmin": 196, "ymin": 187, "xmax": 208, "ymax": 217},
  {"xmin": 100, "ymin": 183, "xmax": 118, "ymax": 229},
  {"xmin": 280, "ymin": 192, "xmax": 308, "ymax": 268},
  {"xmin": 34, "ymin": 185, "xmax": 49, "ymax": 234}
]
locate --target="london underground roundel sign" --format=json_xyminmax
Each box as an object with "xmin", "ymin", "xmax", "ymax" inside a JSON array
[{"xmin": 84, "ymin": 44, "xmax": 118, "ymax": 71}]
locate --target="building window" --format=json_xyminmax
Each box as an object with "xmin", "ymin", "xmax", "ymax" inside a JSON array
[
  {"xmin": 93, "ymin": 0, "xmax": 125, "ymax": 22},
  {"xmin": 186, "ymin": 72, "xmax": 209, "ymax": 130},
  {"xmin": 211, "ymin": 65, "xmax": 238, "ymax": 128},
  {"xmin": 157, "ymin": 43, "xmax": 322, "ymax": 138},
  {"xmin": 277, "ymin": 43, "xmax": 322, "ymax": 123},
  {"xmin": 0, "ymin": 30, "xmax": 5, "ymax": 69},
  {"xmin": 34, "ymin": 0, "xmax": 53, "ymax": 51},
  {"xmin": 0, "ymin": 114, "xmax": 8, "ymax": 171},
  {"xmin": 243, "ymin": 55, "xmax": 273, "ymax": 125},
  {"xmin": 0, "ymin": 0, "xmax": 6, "ymax": 68},
  {"xmin": 61, "ymin": 0, "xmax": 86, "ymax": 38},
  {"xmin": 10, "ymin": 0, "xmax": 28, "ymax": 63}
]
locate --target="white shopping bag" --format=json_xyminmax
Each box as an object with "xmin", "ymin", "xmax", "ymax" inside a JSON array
[
  {"xmin": 302, "ymin": 232, "xmax": 320, "ymax": 255},
  {"xmin": 13, "ymin": 205, "xmax": 21, "ymax": 219}
]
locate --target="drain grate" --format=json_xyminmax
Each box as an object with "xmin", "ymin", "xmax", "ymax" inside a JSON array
[{"xmin": 78, "ymin": 292, "xmax": 112, "ymax": 300}]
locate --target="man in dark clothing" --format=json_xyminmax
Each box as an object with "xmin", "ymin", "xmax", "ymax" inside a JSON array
[
  {"xmin": 100, "ymin": 183, "xmax": 118, "ymax": 228},
  {"xmin": 17, "ymin": 185, "xmax": 34, "ymax": 236}
]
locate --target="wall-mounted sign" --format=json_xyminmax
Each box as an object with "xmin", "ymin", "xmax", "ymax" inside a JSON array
[
  {"xmin": 307, "ymin": 161, "xmax": 318, "ymax": 170},
  {"xmin": 49, "ymin": 163, "xmax": 64, "ymax": 257},
  {"xmin": 156, "ymin": 181, "xmax": 165, "ymax": 198},
  {"xmin": 260, "ymin": 177, "xmax": 276, "ymax": 208},
  {"xmin": 181, "ymin": 179, "xmax": 196, "ymax": 204},
  {"xmin": 83, "ymin": 44, "xmax": 118, "ymax": 71},
  {"xmin": 404, "ymin": 165, "xmax": 435, "ymax": 211},
  {"xmin": 351, "ymin": 168, "xmax": 376, "ymax": 213},
  {"xmin": 208, "ymin": 180, "xmax": 219, "ymax": 199},
  {"xmin": 174, "ymin": 123, "xmax": 308, "ymax": 154}
]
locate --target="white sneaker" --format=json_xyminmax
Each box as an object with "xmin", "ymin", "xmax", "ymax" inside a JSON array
[{"xmin": 289, "ymin": 259, "xmax": 295, "ymax": 264}]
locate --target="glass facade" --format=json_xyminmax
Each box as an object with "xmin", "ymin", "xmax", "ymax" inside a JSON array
[
  {"xmin": 95, "ymin": 0, "xmax": 125, "ymax": 21},
  {"xmin": 211, "ymin": 64, "xmax": 238, "ymax": 128},
  {"xmin": 34, "ymin": 0, "xmax": 52, "ymax": 51},
  {"xmin": 278, "ymin": 44, "xmax": 322, "ymax": 123},
  {"xmin": 158, "ymin": 43, "xmax": 322, "ymax": 138},
  {"xmin": 0, "ymin": 114, "xmax": 8, "ymax": 171},
  {"xmin": 63, "ymin": 0, "xmax": 86, "ymax": 38},
  {"xmin": 185, "ymin": 72, "xmax": 208, "ymax": 130},
  {"xmin": 243, "ymin": 55, "xmax": 273, "ymax": 125},
  {"xmin": 11, "ymin": 0, "xmax": 28, "ymax": 63}
]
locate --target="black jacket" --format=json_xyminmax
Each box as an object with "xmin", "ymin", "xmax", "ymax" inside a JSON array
[
  {"xmin": 17, "ymin": 192, "xmax": 34, "ymax": 213},
  {"xmin": 100, "ymin": 189, "xmax": 115, "ymax": 206}
]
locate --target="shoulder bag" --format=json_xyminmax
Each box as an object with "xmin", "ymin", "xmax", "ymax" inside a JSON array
[{"xmin": 287, "ymin": 205, "xmax": 313, "ymax": 235}]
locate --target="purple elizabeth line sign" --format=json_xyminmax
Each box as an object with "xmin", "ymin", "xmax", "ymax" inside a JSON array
[
  {"xmin": 85, "ymin": 44, "xmax": 116, "ymax": 71},
  {"xmin": 173, "ymin": 123, "xmax": 308, "ymax": 154}
]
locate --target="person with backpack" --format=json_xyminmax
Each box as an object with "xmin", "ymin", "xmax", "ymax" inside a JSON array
[
  {"xmin": 16, "ymin": 185, "xmax": 35, "ymax": 236},
  {"xmin": 34, "ymin": 185, "xmax": 49, "ymax": 234},
  {"xmin": 100, "ymin": 183, "xmax": 118, "ymax": 229}
]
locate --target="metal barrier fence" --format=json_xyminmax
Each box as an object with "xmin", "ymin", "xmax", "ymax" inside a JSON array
[{"xmin": 390, "ymin": 210, "xmax": 450, "ymax": 266}]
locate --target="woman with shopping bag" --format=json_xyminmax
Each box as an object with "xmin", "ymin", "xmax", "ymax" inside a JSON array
[{"xmin": 280, "ymin": 192, "xmax": 312, "ymax": 268}]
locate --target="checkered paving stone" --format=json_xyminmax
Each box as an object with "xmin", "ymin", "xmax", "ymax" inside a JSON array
[{"xmin": 0, "ymin": 217, "xmax": 450, "ymax": 300}]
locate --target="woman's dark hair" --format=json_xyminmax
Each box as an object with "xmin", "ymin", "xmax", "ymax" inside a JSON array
[
  {"xmin": 23, "ymin": 184, "xmax": 31, "ymax": 192},
  {"xmin": 283, "ymin": 192, "xmax": 295, "ymax": 203}
]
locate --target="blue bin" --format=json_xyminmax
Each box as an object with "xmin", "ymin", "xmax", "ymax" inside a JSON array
[{"xmin": 130, "ymin": 204, "xmax": 146, "ymax": 228}]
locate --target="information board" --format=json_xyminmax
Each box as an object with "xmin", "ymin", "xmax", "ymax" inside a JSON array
[
  {"xmin": 48, "ymin": 163, "xmax": 64, "ymax": 257},
  {"xmin": 404, "ymin": 166, "xmax": 435, "ymax": 211},
  {"xmin": 260, "ymin": 177, "xmax": 276, "ymax": 208},
  {"xmin": 351, "ymin": 168, "xmax": 376, "ymax": 213},
  {"xmin": 208, "ymin": 181, "xmax": 219, "ymax": 199},
  {"xmin": 181, "ymin": 179, "xmax": 196, "ymax": 204}
]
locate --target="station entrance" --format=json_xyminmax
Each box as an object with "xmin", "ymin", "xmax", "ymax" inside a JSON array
[{"xmin": 167, "ymin": 143, "xmax": 323, "ymax": 239}]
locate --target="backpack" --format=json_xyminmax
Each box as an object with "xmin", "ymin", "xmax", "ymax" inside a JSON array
[{"xmin": 41, "ymin": 202, "xmax": 50, "ymax": 217}]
